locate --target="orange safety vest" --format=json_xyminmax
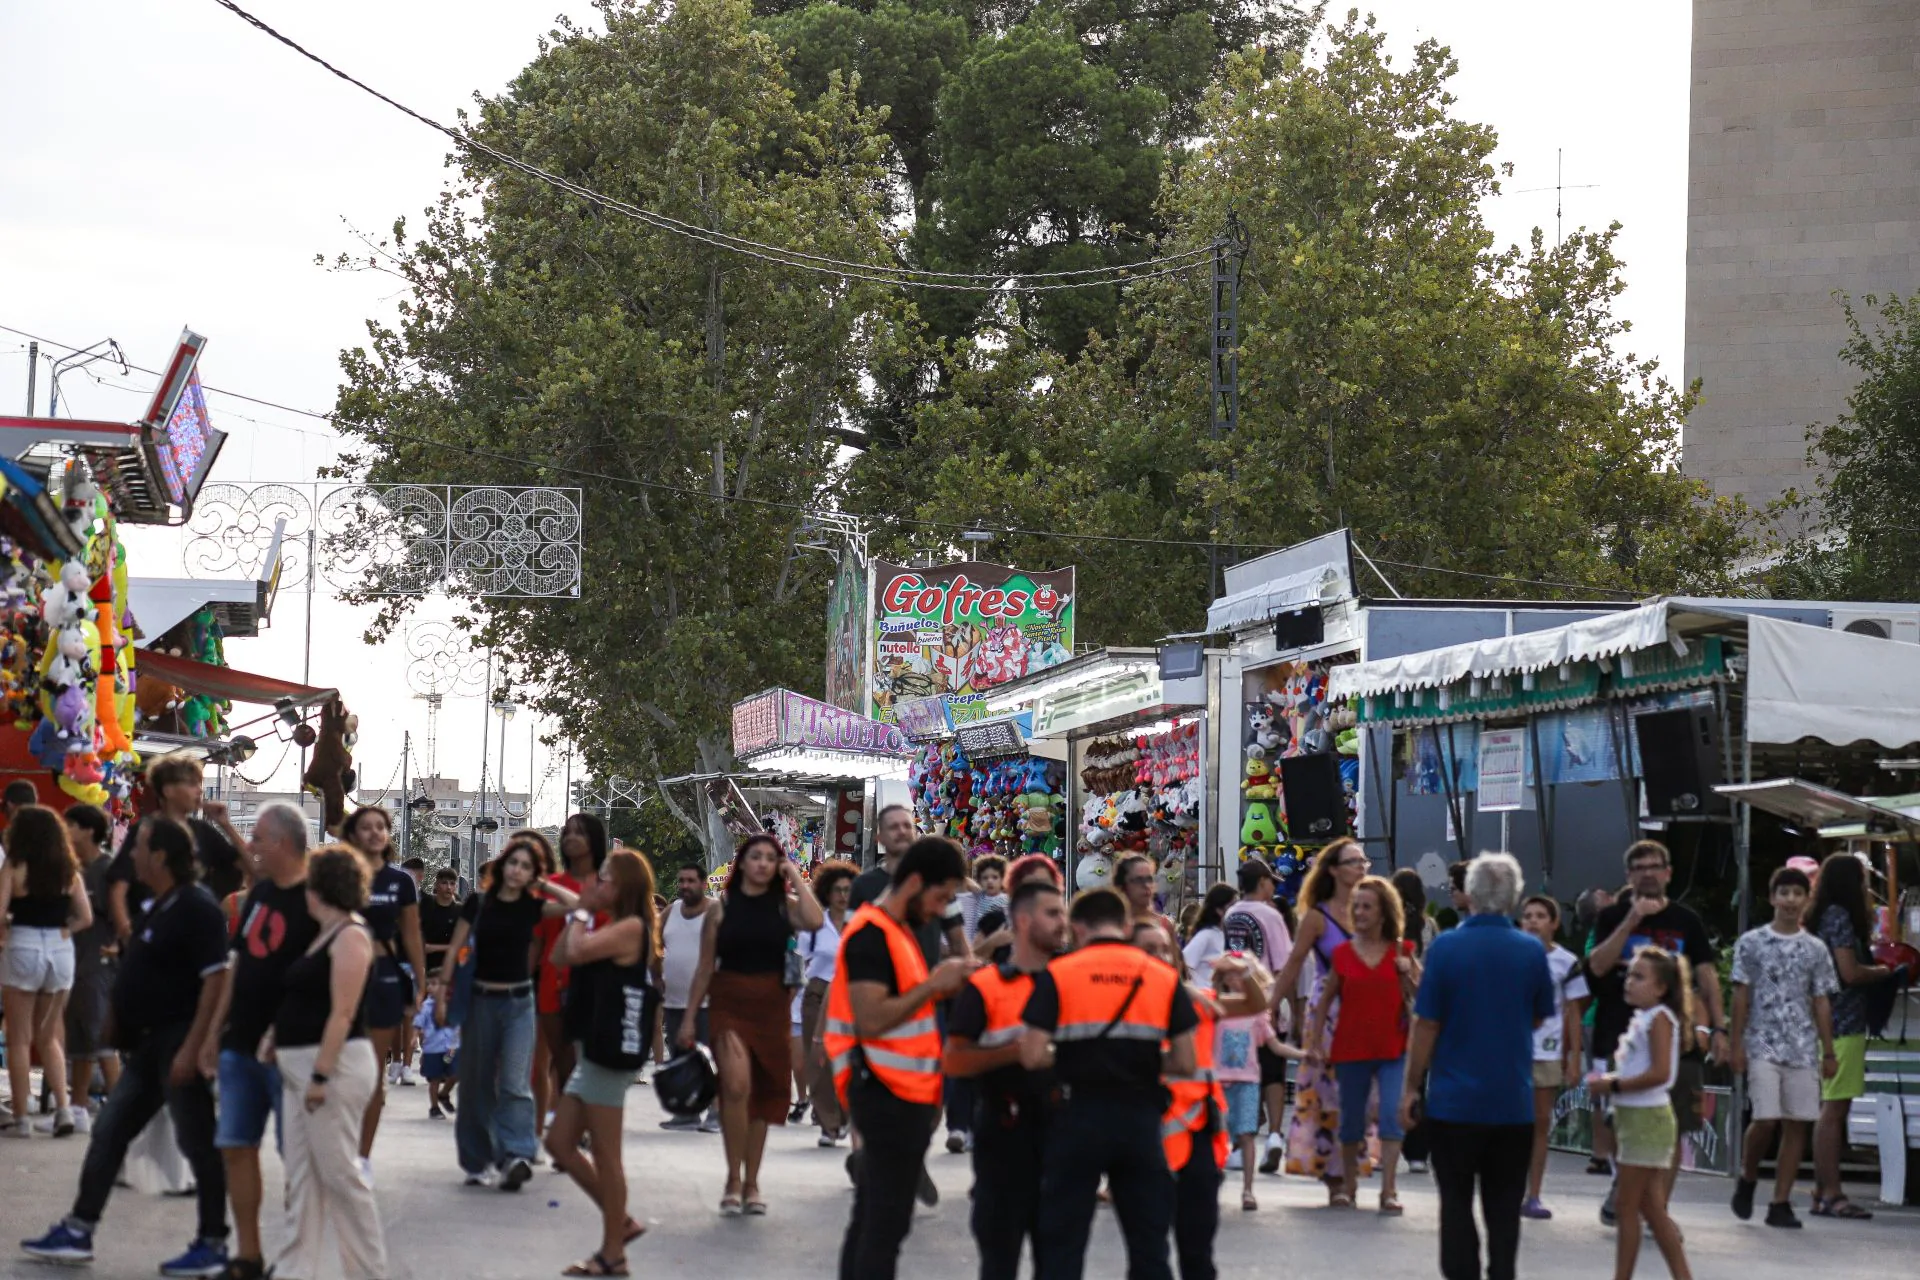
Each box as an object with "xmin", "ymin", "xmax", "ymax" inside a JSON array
[
  {"xmin": 1162, "ymin": 987, "xmax": 1229, "ymax": 1170},
  {"xmin": 1043, "ymin": 939, "xmax": 1180, "ymax": 1064},
  {"xmin": 966, "ymin": 963, "xmax": 1039, "ymax": 1051},
  {"xmin": 824, "ymin": 903, "xmax": 943, "ymax": 1107}
]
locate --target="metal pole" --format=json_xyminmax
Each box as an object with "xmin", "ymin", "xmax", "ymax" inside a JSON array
[
  {"xmin": 528, "ymin": 718, "xmax": 536, "ymax": 828},
  {"xmin": 301, "ymin": 524, "xmax": 316, "ymax": 792},
  {"xmin": 24, "ymin": 343, "xmax": 37, "ymax": 413},
  {"xmin": 475, "ymin": 648, "xmax": 493, "ymax": 879},
  {"xmin": 400, "ymin": 730, "xmax": 411, "ymax": 861}
]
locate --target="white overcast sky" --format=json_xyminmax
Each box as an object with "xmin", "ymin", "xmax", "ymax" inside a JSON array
[{"xmin": 0, "ymin": 0, "xmax": 1690, "ymax": 813}]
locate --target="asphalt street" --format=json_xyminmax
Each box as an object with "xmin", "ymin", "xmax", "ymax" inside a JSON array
[{"xmin": 3, "ymin": 1081, "xmax": 1916, "ymax": 1278}]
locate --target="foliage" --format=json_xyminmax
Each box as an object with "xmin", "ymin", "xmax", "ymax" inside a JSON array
[
  {"xmin": 857, "ymin": 15, "xmax": 1752, "ymax": 637},
  {"xmin": 327, "ymin": 0, "xmax": 914, "ymax": 856},
  {"xmin": 1770, "ymin": 292, "xmax": 1920, "ymax": 602}
]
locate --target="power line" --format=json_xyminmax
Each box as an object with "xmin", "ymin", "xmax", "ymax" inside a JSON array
[
  {"xmin": 1368, "ymin": 556, "xmax": 1639, "ymax": 598},
  {"xmin": 206, "ymin": 0, "xmax": 1210, "ymax": 293}
]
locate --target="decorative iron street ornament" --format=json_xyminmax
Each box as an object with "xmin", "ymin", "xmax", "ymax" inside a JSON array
[
  {"xmin": 184, "ymin": 482, "xmax": 583, "ymax": 598},
  {"xmin": 403, "ymin": 621, "xmax": 490, "ymax": 698}
]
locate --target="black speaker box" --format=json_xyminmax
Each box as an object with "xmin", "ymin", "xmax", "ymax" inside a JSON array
[
  {"xmin": 1635, "ymin": 705, "xmax": 1728, "ymax": 818},
  {"xmin": 1273, "ymin": 608, "xmax": 1325, "ymax": 650},
  {"xmin": 1281, "ymin": 751, "xmax": 1348, "ymax": 839}
]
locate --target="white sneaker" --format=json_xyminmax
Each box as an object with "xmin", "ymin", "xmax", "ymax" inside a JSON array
[
  {"xmin": 70, "ymin": 1109, "xmax": 92, "ymax": 1136},
  {"xmin": 386, "ymin": 1063, "xmax": 402, "ymax": 1086},
  {"xmin": 8, "ymin": 1119, "xmax": 31, "ymax": 1138},
  {"xmin": 357, "ymin": 1156, "xmax": 375, "ymax": 1188},
  {"xmin": 400, "ymin": 1064, "xmax": 422, "ymax": 1086},
  {"xmin": 699, "ymin": 1113, "xmax": 722, "ymax": 1134},
  {"xmin": 463, "ymin": 1168, "xmax": 498, "ymax": 1187},
  {"xmin": 1225, "ymin": 1149, "xmax": 1244, "ymax": 1172}
]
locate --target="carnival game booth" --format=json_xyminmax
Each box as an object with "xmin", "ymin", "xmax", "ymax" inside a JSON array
[{"xmin": 977, "ymin": 647, "xmax": 1215, "ymax": 910}]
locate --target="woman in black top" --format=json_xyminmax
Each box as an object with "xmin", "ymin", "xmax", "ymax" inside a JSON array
[
  {"xmin": 546, "ymin": 848, "xmax": 659, "ymax": 1277},
  {"xmin": 0, "ymin": 804, "xmax": 93, "ymax": 1136},
  {"xmin": 265, "ymin": 845, "xmax": 387, "ymax": 1280},
  {"xmin": 340, "ymin": 805, "xmax": 427, "ymax": 1163},
  {"xmin": 435, "ymin": 833, "xmax": 580, "ymax": 1191},
  {"xmin": 678, "ymin": 834, "xmax": 822, "ymax": 1215}
]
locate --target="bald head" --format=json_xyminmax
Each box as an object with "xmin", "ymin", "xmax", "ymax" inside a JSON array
[{"xmin": 252, "ymin": 803, "xmax": 310, "ymax": 885}]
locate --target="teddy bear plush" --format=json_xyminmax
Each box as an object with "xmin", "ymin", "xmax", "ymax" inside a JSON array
[{"xmin": 302, "ymin": 697, "xmax": 358, "ymax": 834}]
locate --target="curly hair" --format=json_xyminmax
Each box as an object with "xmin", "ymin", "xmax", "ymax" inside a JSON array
[
  {"xmin": 306, "ymin": 845, "xmax": 371, "ymax": 912},
  {"xmin": 810, "ymin": 858, "xmax": 859, "ymax": 906}
]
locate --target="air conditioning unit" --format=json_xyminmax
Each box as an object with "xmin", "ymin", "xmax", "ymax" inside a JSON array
[{"xmin": 1830, "ymin": 607, "xmax": 1920, "ymax": 645}]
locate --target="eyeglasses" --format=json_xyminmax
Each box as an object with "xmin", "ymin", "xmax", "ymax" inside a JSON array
[
  {"xmin": 1628, "ymin": 861, "xmax": 1669, "ymax": 874},
  {"xmin": 1339, "ymin": 856, "xmax": 1371, "ymax": 869}
]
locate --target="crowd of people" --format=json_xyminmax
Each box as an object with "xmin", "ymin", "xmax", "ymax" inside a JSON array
[{"xmin": 1, "ymin": 766, "xmax": 1911, "ymax": 1280}]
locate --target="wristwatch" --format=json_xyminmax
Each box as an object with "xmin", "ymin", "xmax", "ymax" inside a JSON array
[
  {"xmin": 570, "ymin": 909, "xmax": 592, "ymax": 925},
  {"xmin": 310, "ymin": 1070, "xmax": 330, "ymax": 1084}
]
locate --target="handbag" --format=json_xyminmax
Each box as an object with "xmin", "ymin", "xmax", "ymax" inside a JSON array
[
  {"xmin": 585, "ymin": 960, "xmax": 658, "ymax": 1071},
  {"xmin": 445, "ymin": 896, "xmax": 484, "ymax": 1029},
  {"xmin": 784, "ymin": 933, "xmax": 806, "ymax": 989}
]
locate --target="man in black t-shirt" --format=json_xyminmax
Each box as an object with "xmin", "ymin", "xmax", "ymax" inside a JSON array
[
  {"xmin": 106, "ymin": 754, "xmax": 245, "ymax": 939},
  {"xmin": 1587, "ymin": 838, "xmax": 1725, "ymax": 1217},
  {"xmin": 23, "ymin": 817, "xmax": 233, "ymax": 1274},
  {"xmin": 197, "ymin": 804, "xmax": 315, "ymax": 1280}
]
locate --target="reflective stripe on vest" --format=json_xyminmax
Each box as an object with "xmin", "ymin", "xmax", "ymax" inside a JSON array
[
  {"xmin": 964, "ymin": 963, "xmax": 1040, "ymax": 1052},
  {"xmin": 1042, "ymin": 941, "xmax": 1179, "ymax": 1061},
  {"xmin": 1163, "ymin": 989, "xmax": 1229, "ymax": 1170},
  {"xmin": 822, "ymin": 904, "xmax": 942, "ymax": 1108}
]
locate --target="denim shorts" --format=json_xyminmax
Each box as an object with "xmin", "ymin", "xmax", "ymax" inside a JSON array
[
  {"xmin": 215, "ymin": 1049, "xmax": 283, "ymax": 1149},
  {"xmin": 564, "ymin": 1042, "xmax": 636, "ymax": 1108},
  {"xmin": 2, "ymin": 926, "xmax": 75, "ymax": 993}
]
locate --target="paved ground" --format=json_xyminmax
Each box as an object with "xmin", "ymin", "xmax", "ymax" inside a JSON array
[{"xmin": 3, "ymin": 1081, "xmax": 1916, "ymax": 1278}]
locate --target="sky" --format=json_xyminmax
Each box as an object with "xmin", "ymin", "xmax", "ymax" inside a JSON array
[{"xmin": 0, "ymin": 0, "xmax": 1693, "ymax": 818}]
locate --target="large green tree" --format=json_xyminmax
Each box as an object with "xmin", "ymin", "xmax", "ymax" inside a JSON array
[
  {"xmin": 856, "ymin": 16, "xmax": 1752, "ymax": 640},
  {"xmin": 329, "ymin": 0, "xmax": 913, "ymax": 853}
]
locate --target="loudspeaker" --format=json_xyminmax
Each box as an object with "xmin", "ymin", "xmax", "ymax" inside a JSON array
[
  {"xmin": 1281, "ymin": 752, "xmax": 1348, "ymax": 839},
  {"xmin": 1635, "ymin": 706, "xmax": 1728, "ymax": 818},
  {"xmin": 1273, "ymin": 608, "xmax": 1324, "ymax": 650}
]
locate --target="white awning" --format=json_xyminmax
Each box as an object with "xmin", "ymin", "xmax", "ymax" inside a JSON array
[
  {"xmin": 1205, "ymin": 562, "xmax": 1344, "ymax": 633},
  {"xmin": 1746, "ymin": 613, "xmax": 1920, "ymax": 749},
  {"xmin": 1329, "ymin": 601, "xmax": 1677, "ymax": 702},
  {"xmin": 129, "ymin": 576, "xmax": 269, "ymax": 642}
]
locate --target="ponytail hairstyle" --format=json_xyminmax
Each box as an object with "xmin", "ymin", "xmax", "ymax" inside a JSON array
[{"xmin": 1632, "ymin": 944, "xmax": 1694, "ymax": 1049}]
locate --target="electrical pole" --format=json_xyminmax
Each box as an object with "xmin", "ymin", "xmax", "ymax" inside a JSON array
[
  {"xmin": 25, "ymin": 343, "xmax": 37, "ymax": 413},
  {"xmin": 400, "ymin": 730, "xmax": 411, "ymax": 861}
]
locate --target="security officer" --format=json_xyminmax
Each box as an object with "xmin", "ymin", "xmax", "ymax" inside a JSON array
[
  {"xmin": 945, "ymin": 877, "xmax": 1068, "ymax": 1280},
  {"xmin": 825, "ymin": 836, "xmax": 976, "ymax": 1280},
  {"xmin": 1132, "ymin": 920, "xmax": 1273, "ymax": 1280},
  {"xmin": 1021, "ymin": 887, "xmax": 1198, "ymax": 1280}
]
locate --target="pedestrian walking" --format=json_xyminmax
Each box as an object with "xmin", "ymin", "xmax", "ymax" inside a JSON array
[
  {"xmin": 1180, "ymin": 882, "xmax": 1236, "ymax": 989},
  {"xmin": 676, "ymin": 832, "xmax": 823, "ymax": 1215},
  {"xmin": 1391, "ymin": 868, "xmax": 1437, "ymax": 957},
  {"xmin": 436, "ymin": 833, "xmax": 581, "ymax": 1190},
  {"xmin": 546, "ymin": 847, "xmax": 658, "ymax": 1277},
  {"xmin": 800, "ymin": 858, "xmax": 858, "ymax": 1146},
  {"xmin": 1020, "ymin": 886, "xmax": 1199, "ymax": 1280},
  {"xmin": 1584, "ymin": 947, "xmax": 1694, "ymax": 1280},
  {"xmin": 1518, "ymin": 894, "xmax": 1587, "ymax": 1220},
  {"xmin": 536, "ymin": 813, "xmax": 608, "ymax": 1141},
  {"xmin": 1729, "ymin": 865, "xmax": 1839, "ymax": 1227},
  {"xmin": 201, "ymin": 803, "xmax": 316, "ymax": 1280},
  {"xmin": 829, "ymin": 836, "xmax": 976, "ymax": 1280},
  {"xmin": 1400, "ymin": 852, "xmax": 1554, "ymax": 1280},
  {"xmin": 1, "ymin": 803, "xmax": 92, "ymax": 1137},
  {"xmin": 1209, "ymin": 951, "xmax": 1297, "ymax": 1211},
  {"xmin": 340, "ymin": 805, "xmax": 427, "ymax": 1167},
  {"xmin": 419, "ymin": 865, "xmax": 463, "ymax": 980},
  {"xmin": 268, "ymin": 845, "xmax": 388, "ymax": 1280},
  {"xmin": 105, "ymin": 754, "xmax": 245, "ymax": 941},
  {"xmin": 62, "ymin": 803, "xmax": 119, "ymax": 1131},
  {"xmin": 1305, "ymin": 874, "xmax": 1420, "ymax": 1215},
  {"xmin": 21, "ymin": 816, "xmax": 233, "ymax": 1276},
  {"xmin": 944, "ymin": 875, "xmax": 1066, "ymax": 1280},
  {"xmin": 1807, "ymin": 851, "xmax": 1897, "ymax": 1220},
  {"xmin": 1222, "ymin": 856, "xmax": 1293, "ymax": 1173},
  {"xmin": 657, "ymin": 862, "xmax": 719, "ymax": 1133},
  {"xmin": 1272, "ymin": 837, "xmax": 1370, "ymax": 1194}
]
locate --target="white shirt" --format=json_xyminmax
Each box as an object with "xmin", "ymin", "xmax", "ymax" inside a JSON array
[
  {"xmin": 1614, "ymin": 1005, "xmax": 1680, "ymax": 1107},
  {"xmin": 1534, "ymin": 944, "xmax": 1590, "ymax": 1061},
  {"xmin": 660, "ymin": 899, "xmax": 709, "ymax": 1010},
  {"xmin": 799, "ymin": 912, "xmax": 844, "ymax": 986},
  {"xmin": 1182, "ymin": 926, "xmax": 1226, "ymax": 989}
]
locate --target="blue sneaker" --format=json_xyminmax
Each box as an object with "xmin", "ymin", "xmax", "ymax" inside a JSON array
[
  {"xmin": 21, "ymin": 1220, "xmax": 94, "ymax": 1263},
  {"xmin": 158, "ymin": 1237, "xmax": 228, "ymax": 1278}
]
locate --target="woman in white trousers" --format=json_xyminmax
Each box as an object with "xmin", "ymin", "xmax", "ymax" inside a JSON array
[{"xmin": 266, "ymin": 846, "xmax": 388, "ymax": 1280}]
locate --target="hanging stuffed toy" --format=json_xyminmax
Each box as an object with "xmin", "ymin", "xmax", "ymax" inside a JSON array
[{"xmin": 302, "ymin": 697, "xmax": 358, "ymax": 835}]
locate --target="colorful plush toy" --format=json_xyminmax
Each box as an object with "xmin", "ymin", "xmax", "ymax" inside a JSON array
[
  {"xmin": 1241, "ymin": 800, "xmax": 1279, "ymax": 845},
  {"xmin": 1074, "ymin": 850, "xmax": 1113, "ymax": 893},
  {"xmin": 1242, "ymin": 756, "xmax": 1276, "ymax": 801},
  {"xmin": 302, "ymin": 697, "xmax": 358, "ymax": 834}
]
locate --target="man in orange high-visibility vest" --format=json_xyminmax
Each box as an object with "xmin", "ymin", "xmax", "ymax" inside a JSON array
[
  {"xmin": 1021, "ymin": 887, "xmax": 1198, "ymax": 1280},
  {"xmin": 827, "ymin": 837, "xmax": 977, "ymax": 1280},
  {"xmin": 945, "ymin": 877, "xmax": 1069, "ymax": 1280}
]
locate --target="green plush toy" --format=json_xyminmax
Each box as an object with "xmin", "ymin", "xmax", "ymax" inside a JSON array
[{"xmin": 1241, "ymin": 801, "xmax": 1278, "ymax": 845}]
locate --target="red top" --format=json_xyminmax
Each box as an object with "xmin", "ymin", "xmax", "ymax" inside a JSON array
[{"xmin": 1328, "ymin": 938, "xmax": 1415, "ymax": 1063}]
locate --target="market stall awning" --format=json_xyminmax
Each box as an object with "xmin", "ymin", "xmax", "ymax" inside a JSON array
[
  {"xmin": 135, "ymin": 648, "xmax": 337, "ymax": 708},
  {"xmin": 1747, "ymin": 614, "xmax": 1920, "ymax": 749},
  {"xmin": 1714, "ymin": 778, "xmax": 1920, "ymax": 842},
  {"xmin": 1205, "ymin": 561, "xmax": 1345, "ymax": 633},
  {"xmin": 130, "ymin": 575, "xmax": 275, "ymax": 642}
]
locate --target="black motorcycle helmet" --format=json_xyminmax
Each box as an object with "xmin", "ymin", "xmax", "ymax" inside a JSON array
[{"xmin": 653, "ymin": 1043, "xmax": 719, "ymax": 1118}]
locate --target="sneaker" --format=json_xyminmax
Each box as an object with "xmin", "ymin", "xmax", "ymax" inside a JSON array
[
  {"xmin": 442, "ymin": 1095, "xmax": 457, "ymax": 1114},
  {"xmin": 386, "ymin": 1062, "xmax": 402, "ymax": 1086},
  {"xmin": 1732, "ymin": 1176, "xmax": 1757, "ymax": 1221},
  {"xmin": 6, "ymin": 1119, "xmax": 30, "ymax": 1139},
  {"xmin": 500, "ymin": 1157, "xmax": 534, "ymax": 1192},
  {"xmin": 1520, "ymin": 1197, "xmax": 1553, "ymax": 1220},
  {"xmin": 33, "ymin": 1109, "xmax": 76, "ymax": 1137},
  {"xmin": 818, "ymin": 1128, "xmax": 844, "ymax": 1148},
  {"xmin": 659, "ymin": 1114, "xmax": 701, "ymax": 1131},
  {"xmin": 1259, "ymin": 1145, "xmax": 1281, "ymax": 1174},
  {"xmin": 400, "ymin": 1064, "xmax": 422, "ymax": 1086},
  {"xmin": 357, "ymin": 1156, "xmax": 375, "ymax": 1188},
  {"xmin": 789, "ymin": 1101, "xmax": 809, "ymax": 1124},
  {"xmin": 1405, "ymin": 1158, "xmax": 1428, "ymax": 1174},
  {"xmin": 699, "ymin": 1113, "xmax": 722, "ymax": 1134},
  {"xmin": 70, "ymin": 1108, "xmax": 92, "ymax": 1136},
  {"xmin": 429, "ymin": 1103, "xmax": 446, "ymax": 1120},
  {"xmin": 1765, "ymin": 1201, "xmax": 1802, "ymax": 1229},
  {"xmin": 945, "ymin": 1129, "xmax": 968, "ymax": 1155},
  {"xmin": 464, "ymin": 1169, "xmax": 499, "ymax": 1188},
  {"xmin": 20, "ymin": 1221, "xmax": 94, "ymax": 1264},
  {"xmin": 1600, "ymin": 1183, "xmax": 1618, "ymax": 1227},
  {"xmin": 159, "ymin": 1236, "xmax": 229, "ymax": 1277},
  {"xmin": 916, "ymin": 1164, "xmax": 939, "ymax": 1207},
  {"xmin": 1225, "ymin": 1149, "xmax": 1244, "ymax": 1172},
  {"xmin": 1585, "ymin": 1156, "xmax": 1612, "ymax": 1176}
]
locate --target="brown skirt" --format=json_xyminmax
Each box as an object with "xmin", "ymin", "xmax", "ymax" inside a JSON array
[{"xmin": 708, "ymin": 969, "xmax": 794, "ymax": 1125}]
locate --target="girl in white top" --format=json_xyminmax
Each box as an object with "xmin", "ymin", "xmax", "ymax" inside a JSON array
[
  {"xmin": 1520, "ymin": 896, "xmax": 1589, "ymax": 1220},
  {"xmin": 1586, "ymin": 947, "xmax": 1693, "ymax": 1280},
  {"xmin": 1180, "ymin": 883, "xmax": 1237, "ymax": 989}
]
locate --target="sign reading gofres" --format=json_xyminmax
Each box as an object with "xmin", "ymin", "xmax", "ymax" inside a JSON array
[{"xmin": 868, "ymin": 560, "xmax": 1075, "ymax": 724}]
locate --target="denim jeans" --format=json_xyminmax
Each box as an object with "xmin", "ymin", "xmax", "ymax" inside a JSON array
[
  {"xmin": 1334, "ymin": 1056, "xmax": 1408, "ymax": 1144},
  {"xmin": 455, "ymin": 990, "xmax": 537, "ymax": 1174}
]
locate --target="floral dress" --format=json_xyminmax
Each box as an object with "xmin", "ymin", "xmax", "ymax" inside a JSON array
[{"xmin": 1285, "ymin": 904, "xmax": 1374, "ymax": 1181}]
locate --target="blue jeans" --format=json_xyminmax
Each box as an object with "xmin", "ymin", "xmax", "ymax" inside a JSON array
[
  {"xmin": 456, "ymin": 990, "xmax": 537, "ymax": 1174},
  {"xmin": 1334, "ymin": 1057, "xmax": 1407, "ymax": 1144},
  {"xmin": 214, "ymin": 1049, "xmax": 282, "ymax": 1150}
]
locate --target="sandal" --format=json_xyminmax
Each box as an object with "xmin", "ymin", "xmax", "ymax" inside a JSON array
[
  {"xmin": 562, "ymin": 1254, "xmax": 629, "ymax": 1277},
  {"xmin": 1380, "ymin": 1194, "xmax": 1404, "ymax": 1216},
  {"xmin": 1329, "ymin": 1193, "xmax": 1355, "ymax": 1209},
  {"xmin": 719, "ymin": 1193, "xmax": 743, "ymax": 1217},
  {"xmin": 743, "ymin": 1186, "xmax": 768, "ymax": 1216},
  {"xmin": 1241, "ymin": 1192, "xmax": 1258, "ymax": 1212},
  {"xmin": 1816, "ymin": 1197, "xmax": 1874, "ymax": 1220},
  {"xmin": 622, "ymin": 1218, "xmax": 647, "ymax": 1244}
]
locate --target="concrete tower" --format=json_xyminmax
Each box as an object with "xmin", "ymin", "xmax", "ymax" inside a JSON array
[{"xmin": 1683, "ymin": 0, "xmax": 1920, "ymax": 514}]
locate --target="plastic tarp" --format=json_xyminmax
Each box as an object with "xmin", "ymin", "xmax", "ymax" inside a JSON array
[
  {"xmin": 135, "ymin": 648, "xmax": 337, "ymax": 709},
  {"xmin": 1330, "ymin": 601, "xmax": 1674, "ymax": 702},
  {"xmin": 1205, "ymin": 561, "xmax": 1344, "ymax": 633},
  {"xmin": 1746, "ymin": 613, "xmax": 1920, "ymax": 749}
]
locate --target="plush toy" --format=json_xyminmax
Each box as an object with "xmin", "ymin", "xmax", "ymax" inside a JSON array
[
  {"xmin": 1242, "ymin": 756, "xmax": 1276, "ymax": 801},
  {"xmin": 1073, "ymin": 850, "xmax": 1113, "ymax": 893},
  {"xmin": 40, "ymin": 561, "xmax": 91, "ymax": 629},
  {"xmin": 45, "ymin": 625, "xmax": 91, "ymax": 693},
  {"xmin": 302, "ymin": 697, "xmax": 358, "ymax": 834},
  {"xmin": 1241, "ymin": 801, "xmax": 1279, "ymax": 845}
]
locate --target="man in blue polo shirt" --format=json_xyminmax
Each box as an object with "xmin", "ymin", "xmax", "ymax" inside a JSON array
[{"xmin": 1400, "ymin": 853, "xmax": 1553, "ymax": 1280}]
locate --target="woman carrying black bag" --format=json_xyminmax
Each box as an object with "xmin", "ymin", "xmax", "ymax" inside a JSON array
[{"xmin": 545, "ymin": 848, "xmax": 660, "ymax": 1277}]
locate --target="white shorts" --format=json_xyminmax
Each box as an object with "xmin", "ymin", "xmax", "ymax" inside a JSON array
[
  {"xmin": 2, "ymin": 926, "xmax": 76, "ymax": 993},
  {"xmin": 1748, "ymin": 1058, "xmax": 1820, "ymax": 1122}
]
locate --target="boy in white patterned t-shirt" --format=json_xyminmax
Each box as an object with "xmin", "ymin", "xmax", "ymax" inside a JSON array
[{"xmin": 1729, "ymin": 865, "xmax": 1839, "ymax": 1228}]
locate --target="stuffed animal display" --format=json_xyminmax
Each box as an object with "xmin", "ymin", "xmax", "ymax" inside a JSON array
[
  {"xmin": 1074, "ymin": 722, "xmax": 1202, "ymax": 915},
  {"xmin": 1238, "ymin": 661, "xmax": 1360, "ymax": 903},
  {"xmin": 909, "ymin": 741, "xmax": 1066, "ymax": 861}
]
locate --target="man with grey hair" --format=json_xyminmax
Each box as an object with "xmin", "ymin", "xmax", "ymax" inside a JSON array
[
  {"xmin": 1400, "ymin": 853, "xmax": 1554, "ymax": 1280},
  {"xmin": 197, "ymin": 803, "xmax": 315, "ymax": 1280}
]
